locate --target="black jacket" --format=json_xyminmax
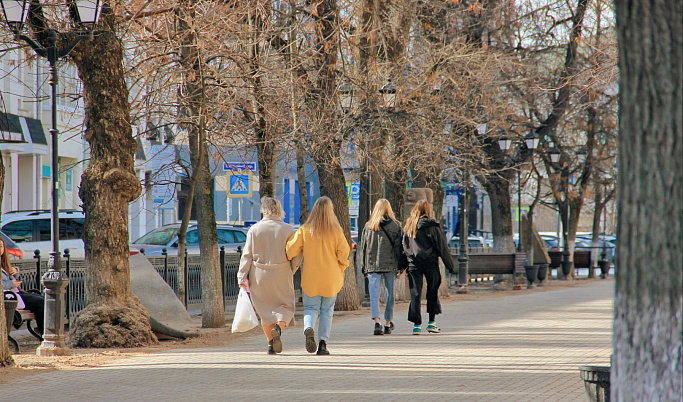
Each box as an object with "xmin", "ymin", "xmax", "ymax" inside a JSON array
[
  {"xmin": 356, "ymin": 217, "xmax": 404, "ymax": 274},
  {"xmin": 402, "ymin": 216, "xmax": 455, "ymax": 273}
]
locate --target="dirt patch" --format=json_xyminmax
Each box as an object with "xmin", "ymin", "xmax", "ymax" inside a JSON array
[{"xmin": 0, "ymin": 277, "xmax": 608, "ymax": 383}]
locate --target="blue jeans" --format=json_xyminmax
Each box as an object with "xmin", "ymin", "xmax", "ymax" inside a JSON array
[
  {"xmin": 368, "ymin": 272, "xmax": 395, "ymax": 322},
  {"xmin": 302, "ymin": 291, "xmax": 337, "ymax": 342}
]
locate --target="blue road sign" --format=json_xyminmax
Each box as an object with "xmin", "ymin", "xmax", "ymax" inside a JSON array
[{"xmin": 223, "ymin": 162, "xmax": 256, "ymax": 172}]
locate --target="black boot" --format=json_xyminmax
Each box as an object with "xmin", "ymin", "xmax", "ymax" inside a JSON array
[
  {"xmin": 316, "ymin": 340, "xmax": 330, "ymax": 355},
  {"xmin": 270, "ymin": 324, "xmax": 282, "ymax": 353},
  {"xmin": 374, "ymin": 322, "xmax": 383, "ymax": 335},
  {"xmin": 267, "ymin": 340, "xmax": 276, "ymax": 355}
]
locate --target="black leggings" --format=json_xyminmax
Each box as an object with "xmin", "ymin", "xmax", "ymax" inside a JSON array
[
  {"xmin": 19, "ymin": 291, "xmax": 44, "ymax": 335},
  {"xmin": 407, "ymin": 265, "xmax": 442, "ymax": 325}
]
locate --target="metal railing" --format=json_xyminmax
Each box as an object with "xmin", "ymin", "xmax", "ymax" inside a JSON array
[{"xmin": 13, "ymin": 248, "xmax": 302, "ymax": 323}]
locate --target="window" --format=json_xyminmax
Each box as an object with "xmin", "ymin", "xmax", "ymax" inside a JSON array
[
  {"xmin": 37, "ymin": 219, "xmax": 51, "ymax": 241},
  {"xmin": 2, "ymin": 221, "xmax": 34, "ymax": 243},
  {"xmin": 185, "ymin": 230, "xmax": 200, "ymax": 245},
  {"xmin": 232, "ymin": 230, "xmax": 247, "ymax": 242},
  {"xmin": 60, "ymin": 218, "xmax": 84, "ymax": 240},
  {"xmin": 217, "ymin": 229, "xmax": 235, "ymax": 243}
]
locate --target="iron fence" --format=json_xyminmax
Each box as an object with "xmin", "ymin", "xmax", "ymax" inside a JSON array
[{"xmin": 13, "ymin": 248, "xmax": 302, "ymax": 323}]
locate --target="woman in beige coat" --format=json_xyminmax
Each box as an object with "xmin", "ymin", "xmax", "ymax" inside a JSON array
[{"xmin": 237, "ymin": 197, "xmax": 302, "ymax": 354}]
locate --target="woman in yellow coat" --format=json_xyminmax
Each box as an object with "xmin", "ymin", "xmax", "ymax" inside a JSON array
[{"xmin": 286, "ymin": 196, "xmax": 350, "ymax": 355}]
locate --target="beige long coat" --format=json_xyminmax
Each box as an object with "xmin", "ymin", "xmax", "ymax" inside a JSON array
[{"xmin": 237, "ymin": 217, "xmax": 302, "ymax": 326}]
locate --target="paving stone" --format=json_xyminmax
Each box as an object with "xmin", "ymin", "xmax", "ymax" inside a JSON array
[{"xmin": 6, "ymin": 280, "xmax": 613, "ymax": 401}]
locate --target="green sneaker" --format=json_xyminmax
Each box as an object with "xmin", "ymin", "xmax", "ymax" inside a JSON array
[
  {"xmin": 427, "ymin": 322, "xmax": 441, "ymax": 333},
  {"xmin": 412, "ymin": 326, "xmax": 421, "ymax": 335}
]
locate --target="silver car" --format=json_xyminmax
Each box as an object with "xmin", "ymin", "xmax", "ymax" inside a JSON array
[{"xmin": 131, "ymin": 224, "xmax": 247, "ymax": 256}]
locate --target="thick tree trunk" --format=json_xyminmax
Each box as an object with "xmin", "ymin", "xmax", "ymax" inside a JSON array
[
  {"xmin": 318, "ymin": 157, "xmax": 360, "ymax": 311},
  {"xmin": 70, "ymin": 8, "xmax": 156, "ymax": 347},
  {"xmin": 308, "ymin": 0, "xmax": 360, "ymax": 311},
  {"xmin": 177, "ymin": 0, "xmax": 225, "ymax": 327},
  {"xmin": 483, "ymin": 176, "xmax": 514, "ymax": 253},
  {"xmin": 0, "ymin": 157, "xmax": 14, "ymax": 366},
  {"xmin": 613, "ymin": 0, "xmax": 682, "ymax": 399},
  {"xmin": 192, "ymin": 147, "xmax": 224, "ymax": 327}
]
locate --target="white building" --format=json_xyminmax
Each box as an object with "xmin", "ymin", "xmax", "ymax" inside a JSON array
[{"xmin": 1, "ymin": 47, "xmax": 86, "ymax": 215}]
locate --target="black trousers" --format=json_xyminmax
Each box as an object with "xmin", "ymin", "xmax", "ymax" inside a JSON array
[
  {"xmin": 19, "ymin": 291, "xmax": 44, "ymax": 335},
  {"xmin": 407, "ymin": 265, "xmax": 442, "ymax": 325}
]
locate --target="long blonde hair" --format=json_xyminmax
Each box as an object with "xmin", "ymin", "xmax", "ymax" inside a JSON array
[
  {"xmin": 403, "ymin": 200, "xmax": 432, "ymax": 238},
  {"xmin": 304, "ymin": 196, "xmax": 341, "ymax": 238},
  {"xmin": 367, "ymin": 198, "xmax": 397, "ymax": 231}
]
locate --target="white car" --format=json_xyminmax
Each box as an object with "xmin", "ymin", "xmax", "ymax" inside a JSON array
[{"xmin": 0, "ymin": 210, "xmax": 86, "ymax": 258}]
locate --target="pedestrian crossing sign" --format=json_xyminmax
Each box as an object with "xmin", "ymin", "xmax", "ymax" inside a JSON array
[{"xmin": 228, "ymin": 172, "xmax": 252, "ymax": 197}]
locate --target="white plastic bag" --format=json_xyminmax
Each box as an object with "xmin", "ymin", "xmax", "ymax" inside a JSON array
[{"xmin": 231, "ymin": 288, "xmax": 259, "ymax": 333}]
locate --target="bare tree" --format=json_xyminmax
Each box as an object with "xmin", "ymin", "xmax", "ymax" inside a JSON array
[
  {"xmin": 612, "ymin": 0, "xmax": 682, "ymax": 398},
  {"xmin": 66, "ymin": 3, "xmax": 156, "ymax": 347}
]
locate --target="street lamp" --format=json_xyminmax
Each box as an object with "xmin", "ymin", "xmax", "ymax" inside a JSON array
[
  {"xmin": 338, "ymin": 77, "xmax": 355, "ymax": 112},
  {"xmin": 546, "ymin": 146, "xmax": 587, "ymax": 279},
  {"xmin": 456, "ymin": 122, "xmax": 486, "ymax": 294},
  {"xmin": 379, "ymin": 77, "xmax": 396, "ymax": 109},
  {"xmin": 499, "ymin": 130, "xmax": 538, "ymax": 252},
  {"xmin": 0, "ymin": 0, "xmax": 103, "ymax": 356}
]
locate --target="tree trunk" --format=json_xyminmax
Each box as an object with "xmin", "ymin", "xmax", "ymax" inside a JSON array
[
  {"xmin": 177, "ymin": 0, "xmax": 225, "ymax": 327},
  {"xmin": 307, "ymin": 0, "xmax": 360, "ymax": 311},
  {"xmin": 612, "ymin": 0, "xmax": 682, "ymax": 399},
  {"xmin": 192, "ymin": 142, "xmax": 224, "ymax": 327},
  {"xmin": 69, "ymin": 7, "xmax": 156, "ymax": 347},
  {"xmin": 248, "ymin": 8, "xmax": 275, "ymax": 197},
  {"xmin": 0, "ymin": 157, "xmax": 14, "ymax": 366},
  {"xmin": 483, "ymin": 176, "xmax": 514, "ymax": 253},
  {"xmin": 318, "ymin": 157, "xmax": 360, "ymax": 311}
]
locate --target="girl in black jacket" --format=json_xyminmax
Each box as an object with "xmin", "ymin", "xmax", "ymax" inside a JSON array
[
  {"xmin": 402, "ymin": 199, "xmax": 455, "ymax": 335},
  {"xmin": 356, "ymin": 199, "xmax": 404, "ymax": 335}
]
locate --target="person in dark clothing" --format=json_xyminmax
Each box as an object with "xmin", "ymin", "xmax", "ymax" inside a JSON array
[
  {"xmin": 1, "ymin": 239, "xmax": 44, "ymax": 336},
  {"xmin": 356, "ymin": 199, "xmax": 405, "ymax": 335},
  {"xmin": 401, "ymin": 199, "xmax": 455, "ymax": 335}
]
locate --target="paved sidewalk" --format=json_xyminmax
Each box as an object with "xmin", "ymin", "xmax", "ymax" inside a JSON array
[{"xmin": 7, "ymin": 280, "xmax": 613, "ymax": 401}]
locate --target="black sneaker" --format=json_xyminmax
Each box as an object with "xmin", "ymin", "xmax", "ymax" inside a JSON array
[
  {"xmin": 316, "ymin": 340, "xmax": 330, "ymax": 355},
  {"xmin": 304, "ymin": 327, "xmax": 316, "ymax": 353},
  {"xmin": 270, "ymin": 324, "xmax": 282, "ymax": 353},
  {"xmin": 374, "ymin": 322, "xmax": 383, "ymax": 336},
  {"xmin": 384, "ymin": 322, "xmax": 395, "ymax": 334},
  {"xmin": 267, "ymin": 340, "xmax": 276, "ymax": 355}
]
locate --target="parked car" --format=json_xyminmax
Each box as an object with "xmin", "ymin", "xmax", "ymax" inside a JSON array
[
  {"xmin": 1, "ymin": 231, "xmax": 23, "ymax": 259},
  {"xmin": 449, "ymin": 235, "xmax": 486, "ymax": 248},
  {"xmin": 131, "ymin": 224, "xmax": 248, "ymax": 256},
  {"xmin": 1, "ymin": 210, "xmax": 85, "ymax": 258},
  {"xmin": 575, "ymin": 238, "xmax": 616, "ymax": 262}
]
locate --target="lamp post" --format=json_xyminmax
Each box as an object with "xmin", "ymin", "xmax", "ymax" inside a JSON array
[
  {"xmin": 547, "ymin": 146, "xmax": 586, "ymax": 279},
  {"xmin": 456, "ymin": 122, "xmax": 487, "ymax": 293},
  {"xmin": 599, "ymin": 184, "xmax": 610, "ymax": 278},
  {"xmin": 498, "ymin": 130, "xmax": 539, "ymax": 252},
  {"xmin": 0, "ymin": 0, "xmax": 103, "ymax": 356}
]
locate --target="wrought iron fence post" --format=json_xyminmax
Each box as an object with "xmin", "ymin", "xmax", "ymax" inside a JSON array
[
  {"xmin": 184, "ymin": 248, "xmax": 189, "ymax": 308},
  {"xmin": 63, "ymin": 249, "xmax": 71, "ymax": 322},
  {"xmin": 220, "ymin": 246, "xmax": 226, "ymax": 303},
  {"xmin": 34, "ymin": 250, "xmax": 42, "ymax": 291},
  {"xmin": 162, "ymin": 248, "xmax": 169, "ymax": 284}
]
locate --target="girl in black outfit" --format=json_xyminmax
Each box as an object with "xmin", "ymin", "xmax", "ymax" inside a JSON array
[
  {"xmin": 1, "ymin": 239, "xmax": 44, "ymax": 336},
  {"xmin": 401, "ymin": 200, "xmax": 455, "ymax": 335}
]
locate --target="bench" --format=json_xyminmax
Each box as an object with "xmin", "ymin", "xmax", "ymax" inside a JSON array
[
  {"xmin": 548, "ymin": 250, "xmax": 592, "ymax": 268},
  {"xmin": 4, "ymin": 291, "xmax": 43, "ymax": 353},
  {"xmin": 449, "ymin": 251, "xmax": 526, "ymax": 283}
]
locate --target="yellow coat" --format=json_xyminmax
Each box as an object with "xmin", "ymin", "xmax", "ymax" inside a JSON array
[{"xmin": 285, "ymin": 225, "xmax": 350, "ymax": 298}]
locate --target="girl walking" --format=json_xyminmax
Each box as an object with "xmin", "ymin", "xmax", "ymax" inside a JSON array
[
  {"xmin": 237, "ymin": 197, "xmax": 302, "ymax": 354},
  {"xmin": 356, "ymin": 199, "xmax": 405, "ymax": 335},
  {"xmin": 402, "ymin": 200, "xmax": 454, "ymax": 335},
  {"xmin": 286, "ymin": 196, "xmax": 350, "ymax": 355}
]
